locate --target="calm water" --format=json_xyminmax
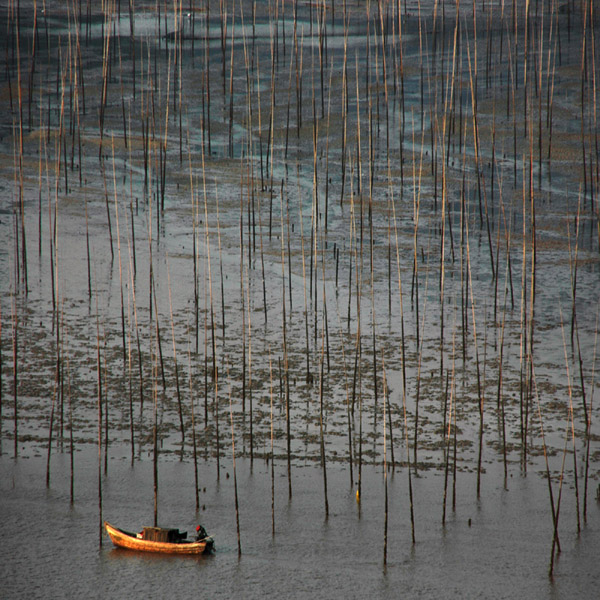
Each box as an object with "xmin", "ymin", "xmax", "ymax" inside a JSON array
[{"xmin": 1, "ymin": 449, "xmax": 599, "ymax": 599}]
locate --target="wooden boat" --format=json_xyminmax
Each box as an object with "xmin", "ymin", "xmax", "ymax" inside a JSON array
[{"xmin": 104, "ymin": 521, "xmax": 214, "ymax": 555}]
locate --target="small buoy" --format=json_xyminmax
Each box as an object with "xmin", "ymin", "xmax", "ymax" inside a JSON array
[{"xmin": 355, "ymin": 489, "xmax": 360, "ymax": 503}]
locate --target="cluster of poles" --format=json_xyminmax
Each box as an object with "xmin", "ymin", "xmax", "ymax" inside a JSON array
[{"xmin": 1, "ymin": 0, "xmax": 599, "ymax": 574}]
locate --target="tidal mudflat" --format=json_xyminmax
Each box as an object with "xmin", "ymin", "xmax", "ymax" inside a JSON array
[{"xmin": 1, "ymin": 1, "xmax": 599, "ymax": 597}]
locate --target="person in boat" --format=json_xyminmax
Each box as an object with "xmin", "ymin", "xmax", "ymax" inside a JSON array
[{"xmin": 195, "ymin": 525, "xmax": 208, "ymax": 541}]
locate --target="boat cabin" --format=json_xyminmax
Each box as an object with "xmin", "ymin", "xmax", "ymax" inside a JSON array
[{"xmin": 140, "ymin": 527, "xmax": 188, "ymax": 543}]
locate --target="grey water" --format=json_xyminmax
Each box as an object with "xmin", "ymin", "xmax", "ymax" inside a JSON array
[{"xmin": 1, "ymin": 448, "xmax": 598, "ymax": 599}]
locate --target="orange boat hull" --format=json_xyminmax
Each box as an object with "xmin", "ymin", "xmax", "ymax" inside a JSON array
[{"xmin": 104, "ymin": 522, "xmax": 212, "ymax": 555}]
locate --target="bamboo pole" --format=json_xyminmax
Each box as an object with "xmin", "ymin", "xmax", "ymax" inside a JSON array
[
  {"xmin": 382, "ymin": 350, "xmax": 389, "ymax": 567},
  {"xmin": 12, "ymin": 296, "xmax": 18, "ymax": 459},
  {"xmin": 95, "ymin": 282, "xmax": 103, "ymax": 547},
  {"xmin": 166, "ymin": 253, "xmax": 186, "ymax": 456},
  {"xmin": 0, "ymin": 303, "xmax": 3, "ymax": 455},
  {"xmin": 153, "ymin": 325, "xmax": 159, "ymax": 528},
  {"xmin": 583, "ymin": 307, "xmax": 598, "ymax": 522},
  {"xmin": 279, "ymin": 180, "xmax": 292, "ymax": 499},
  {"xmin": 559, "ymin": 306, "xmax": 581, "ymax": 534},
  {"xmin": 186, "ymin": 324, "xmax": 200, "ymax": 512},
  {"xmin": 318, "ymin": 268, "xmax": 329, "ymax": 518},
  {"xmin": 269, "ymin": 348, "xmax": 275, "ymax": 536},
  {"xmin": 64, "ymin": 325, "xmax": 74, "ymax": 505},
  {"xmin": 226, "ymin": 360, "xmax": 242, "ymax": 557}
]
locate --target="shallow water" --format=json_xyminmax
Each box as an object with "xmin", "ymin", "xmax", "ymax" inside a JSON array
[{"xmin": 1, "ymin": 449, "xmax": 599, "ymax": 599}]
